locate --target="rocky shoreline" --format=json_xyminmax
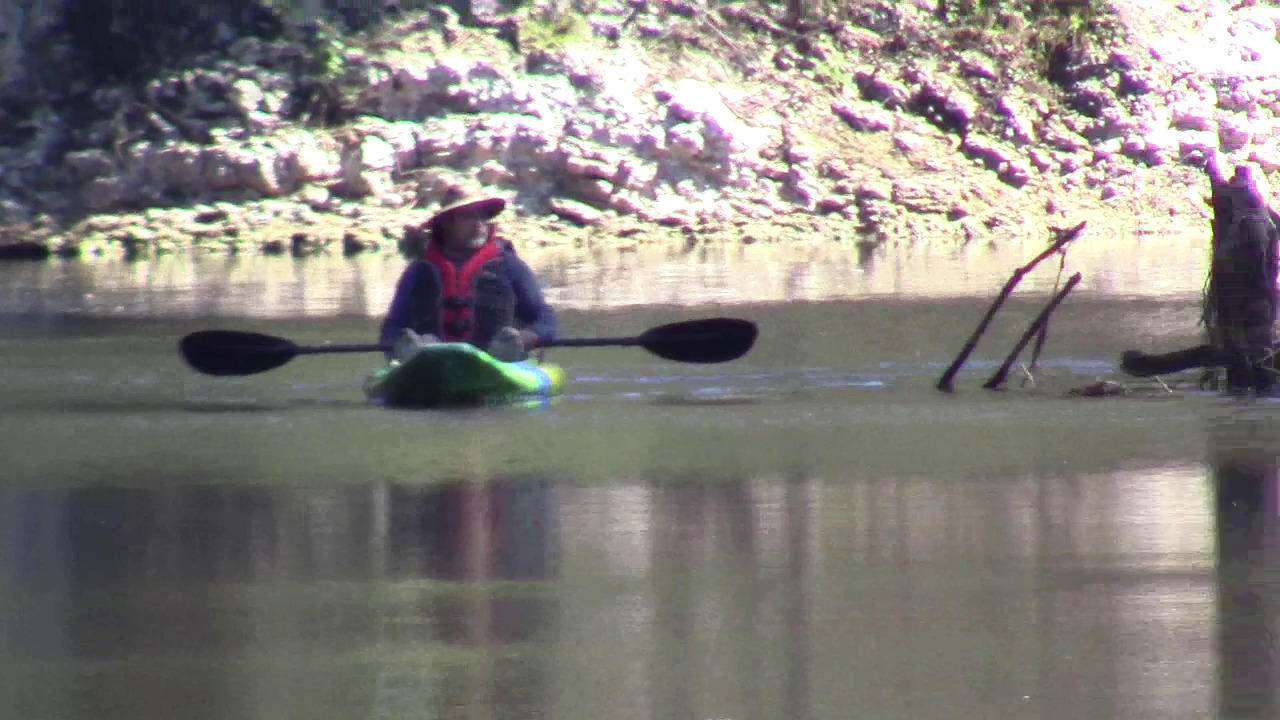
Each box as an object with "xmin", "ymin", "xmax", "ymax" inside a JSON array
[{"xmin": 0, "ymin": 0, "xmax": 1277, "ymax": 264}]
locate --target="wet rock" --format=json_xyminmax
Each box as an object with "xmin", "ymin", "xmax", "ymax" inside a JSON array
[
  {"xmin": 0, "ymin": 241, "xmax": 51, "ymax": 262},
  {"xmin": 53, "ymin": 240, "xmax": 81, "ymax": 259},
  {"xmin": 115, "ymin": 231, "xmax": 151, "ymax": 262},
  {"xmin": 289, "ymin": 231, "xmax": 321, "ymax": 258},
  {"xmin": 341, "ymin": 231, "xmax": 374, "ymax": 257}
]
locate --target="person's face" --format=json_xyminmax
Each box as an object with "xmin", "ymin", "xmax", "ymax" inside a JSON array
[{"xmin": 438, "ymin": 214, "xmax": 485, "ymax": 251}]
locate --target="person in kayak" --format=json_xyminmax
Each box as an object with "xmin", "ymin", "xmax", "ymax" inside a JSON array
[{"xmin": 379, "ymin": 193, "xmax": 559, "ymax": 363}]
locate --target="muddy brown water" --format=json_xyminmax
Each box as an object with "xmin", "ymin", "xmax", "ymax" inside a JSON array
[{"xmin": 1, "ymin": 237, "xmax": 1278, "ymax": 720}]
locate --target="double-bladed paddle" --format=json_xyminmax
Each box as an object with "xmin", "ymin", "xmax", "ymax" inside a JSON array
[{"xmin": 178, "ymin": 317, "xmax": 758, "ymax": 376}]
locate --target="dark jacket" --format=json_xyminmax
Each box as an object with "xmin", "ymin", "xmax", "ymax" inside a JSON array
[{"xmin": 379, "ymin": 241, "xmax": 559, "ymax": 355}]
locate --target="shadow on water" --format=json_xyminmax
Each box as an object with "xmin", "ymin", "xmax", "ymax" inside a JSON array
[
  {"xmin": 1209, "ymin": 417, "xmax": 1280, "ymax": 718},
  {"xmin": 0, "ymin": 477, "xmax": 561, "ymax": 720}
]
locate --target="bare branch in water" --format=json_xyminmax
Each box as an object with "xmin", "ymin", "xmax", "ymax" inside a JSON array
[{"xmin": 937, "ymin": 221, "xmax": 1086, "ymax": 392}]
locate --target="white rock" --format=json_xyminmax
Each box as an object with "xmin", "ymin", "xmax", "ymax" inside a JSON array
[
  {"xmin": 301, "ymin": 186, "xmax": 332, "ymax": 211},
  {"xmin": 360, "ymin": 134, "xmax": 397, "ymax": 172},
  {"xmin": 665, "ymin": 123, "xmax": 705, "ymax": 161},
  {"xmin": 295, "ymin": 144, "xmax": 341, "ymax": 182},
  {"xmin": 665, "ymin": 78, "xmax": 769, "ymax": 158},
  {"xmin": 364, "ymin": 121, "xmax": 422, "ymax": 169},
  {"xmin": 1249, "ymin": 142, "xmax": 1280, "ymax": 173},
  {"xmin": 231, "ymin": 78, "xmax": 264, "ymax": 114}
]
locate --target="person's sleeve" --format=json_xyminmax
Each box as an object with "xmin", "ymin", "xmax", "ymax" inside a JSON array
[
  {"xmin": 379, "ymin": 261, "xmax": 424, "ymax": 356},
  {"xmin": 507, "ymin": 256, "xmax": 559, "ymax": 345}
]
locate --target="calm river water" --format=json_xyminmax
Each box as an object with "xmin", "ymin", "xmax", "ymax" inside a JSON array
[{"xmin": 1, "ymin": 236, "xmax": 1277, "ymax": 720}]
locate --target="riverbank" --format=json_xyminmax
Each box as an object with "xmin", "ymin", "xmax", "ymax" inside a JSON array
[{"xmin": 0, "ymin": 0, "xmax": 1277, "ymax": 263}]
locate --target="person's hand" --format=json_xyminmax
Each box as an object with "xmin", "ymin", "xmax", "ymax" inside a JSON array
[
  {"xmin": 487, "ymin": 326, "xmax": 527, "ymax": 362},
  {"xmin": 518, "ymin": 329, "xmax": 539, "ymax": 350}
]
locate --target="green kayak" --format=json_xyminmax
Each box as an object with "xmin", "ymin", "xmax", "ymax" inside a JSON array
[{"xmin": 363, "ymin": 341, "xmax": 566, "ymax": 409}]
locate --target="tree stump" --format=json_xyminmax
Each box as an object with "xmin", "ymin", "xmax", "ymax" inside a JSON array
[
  {"xmin": 1119, "ymin": 160, "xmax": 1280, "ymax": 395},
  {"xmin": 1204, "ymin": 160, "xmax": 1279, "ymax": 394}
]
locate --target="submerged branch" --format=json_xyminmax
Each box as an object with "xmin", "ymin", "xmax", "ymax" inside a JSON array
[
  {"xmin": 936, "ymin": 220, "xmax": 1087, "ymax": 392},
  {"xmin": 983, "ymin": 271, "xmax": 1083, "ymax": 390}
]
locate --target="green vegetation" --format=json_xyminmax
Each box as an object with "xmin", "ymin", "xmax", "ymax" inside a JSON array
[
  {"xmin": 941, "ymin": 0, "xmax": 1118, "ymax": 77},
  {"xmin": 521, "ymin": 7, "xmax": 595, "ymax": 52}
]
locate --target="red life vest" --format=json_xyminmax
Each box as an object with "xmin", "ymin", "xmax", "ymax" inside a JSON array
[{"xmin": 420, "ymin": 235, "xmax": 515, "ymax": 345}]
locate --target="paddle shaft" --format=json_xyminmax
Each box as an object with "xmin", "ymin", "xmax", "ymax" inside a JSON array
[
  {"xmin": 294, "ymin": 334, "xmax": 708, "ymax": 352},
  {"xmin": 543, "ymin": 336, "xmax": 643, "ymax": 348},
  {"xmin": 295, "ymin": 343, "xmax": 389, "ymax": 355},
  {"xmin": 291, "ymin": 338, "xmax": 648, "ymax": 353}
]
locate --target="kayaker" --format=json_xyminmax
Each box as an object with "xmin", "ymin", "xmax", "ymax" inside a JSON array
[{"xmin": 379, "ymin": 193, "xmax": 559, "ymax": 363}]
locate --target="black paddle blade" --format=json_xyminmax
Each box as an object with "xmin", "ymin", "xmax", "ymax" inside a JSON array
[
  {"xmin": 638, "ymin": 318, "xmax": 758, "ymax": 363},
  {"xmin": 179, "ymin": 330, "xmax": 300, "ymax": 376}
]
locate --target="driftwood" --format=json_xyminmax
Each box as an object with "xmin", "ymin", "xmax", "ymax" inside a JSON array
[
  {"xmin": 1021, "ymin": 248, "xmax": 1070, "ymax": 383},
  {"xmin": 1119, "ymin": 160, "xmax": 1280, "ymax": 394},
  {"xmin": 984, "ymin": 271, "xmax": 1082, "ymax": 389},
  {"xmin": 936, "ymin": 221, "xmax": 1087, "ymax": 392},
  {"xmin": 1121, "ymin": 344, "xmax": 1222, "ymax": 377}
]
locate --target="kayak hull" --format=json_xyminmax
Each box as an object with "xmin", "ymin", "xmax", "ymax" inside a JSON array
[{"xmin": 363, "ymin": 342, "xmax": 565, "ymax": 409}]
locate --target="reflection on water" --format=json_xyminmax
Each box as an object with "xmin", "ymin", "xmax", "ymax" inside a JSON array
[
  {"xmin": 0, "ymin": 233, "xmax": 1212, "ymax": 320},
  {"xmin": 1210, "ymin": 418, "xmax": 1280, "ymax": 719},
  {"xmin": 0, "ymin": 479, "xmax": 559, "ymax": 720},
  {"xmin": 0, "ymin": 436, "xmax": 1278, "ymax": 719}
]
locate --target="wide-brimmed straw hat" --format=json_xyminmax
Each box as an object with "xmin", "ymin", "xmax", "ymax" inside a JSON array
[{"xmin": 423, "ymin": 194, "xmax": 507, "ymax": 232}]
